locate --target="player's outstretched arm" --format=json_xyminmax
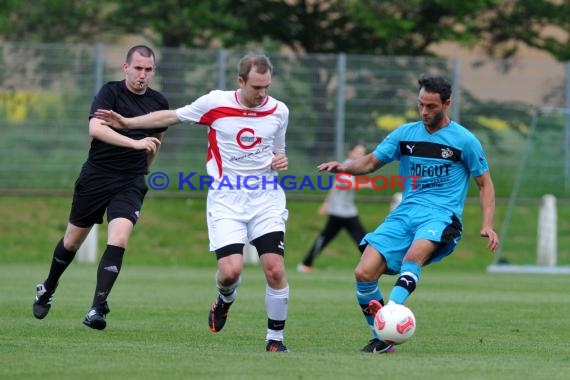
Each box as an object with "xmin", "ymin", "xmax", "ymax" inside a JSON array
[
  {"xmin": 317, "ymin": 161, "xmax": 343, "ymax": 173},
  {"xmin": 89, "ymin": 117, "xmax": 161, "ymax": 153},
  {"xmin": 317, "ymin": 153, "xmax": 383, "ymax": 175},
  {"xmin": 94, "ymin": 109, "xmax": 181, "ymax": 129}
]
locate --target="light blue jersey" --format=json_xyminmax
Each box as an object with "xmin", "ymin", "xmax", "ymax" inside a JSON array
[
  {"xmin": 362, "ymin": 120, "xmax": 489, "ymax": 274},
  {"xmin": 373, "ymin": 120, "xmax": 489, "ymax": 220}
]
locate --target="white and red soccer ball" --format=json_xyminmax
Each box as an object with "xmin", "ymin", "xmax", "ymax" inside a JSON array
[{"xmin": 373, "ymin": 303, "xmax": 416, "ymax": 345}]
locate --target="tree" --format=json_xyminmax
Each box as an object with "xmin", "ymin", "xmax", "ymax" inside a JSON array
[
  {"xmin": 0, "ymin": 0, "xmax": 110, "ymax": 43},
  {"xmin": 2, "ymin": 1, "xmax": 568, "ymax": 60},
  {"xmin": 212, "ymin": 0, "xmax": 570, "ymax": 60},
  {"xmin": 83, "ymin": 0, "xmax": 570, "ymax": 153},
  {"xmin": 471, "ymin": 0, "xmax": 570, "ymax": 61},
  {"xmin": 2, "ymin": 0, "xmax": 568, "ymax": 153}
]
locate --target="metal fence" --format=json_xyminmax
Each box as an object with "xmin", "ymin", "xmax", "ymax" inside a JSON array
[{"xmin": 1, "ymin": 42, "xmax": 569, "ymax": 198}]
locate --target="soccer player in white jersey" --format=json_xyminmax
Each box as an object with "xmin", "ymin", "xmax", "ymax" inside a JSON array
[
  {"xmin": 95, "ymin": 54, "xmax": 291, "ymax": 353},
  {"xmin": 318, "ymin": 75, "xmax": 499, "ymax": 353}
]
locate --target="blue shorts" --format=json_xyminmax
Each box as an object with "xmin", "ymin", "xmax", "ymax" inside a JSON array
[{"xmin": 361, "ymin": 203, "xmax": 462, "ymax": 275}]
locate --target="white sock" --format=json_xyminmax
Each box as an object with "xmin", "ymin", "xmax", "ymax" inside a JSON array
[{"xmin": 265, "ymin": 285, "xmax": 289, "ymax": 341}]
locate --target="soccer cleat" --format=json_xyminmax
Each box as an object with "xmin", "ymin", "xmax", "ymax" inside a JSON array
[
  {"xmin": 208, "ymin": 296, "xmax": 232, "ymax": 332},
  {"xmin": 82, "ymin": 302, "xmax": 110, "ymax": 330},
  {"xmin": 368, "ymin": 299, "xmax": 383, "ymax": 316},
  {"xmin": 33, "ymin": 283, "xmax": 57, "ymax": 319},
  {"xmin": 361, "ymin": 338, "xmax": 395, "ymax": 354},
  {"xmin": 296, "ymin": 263, "xmax": 313, "ymax": 273},
  {"xmin": 266, "ymin": 340, "xmax": 289, "ymax": 352}
]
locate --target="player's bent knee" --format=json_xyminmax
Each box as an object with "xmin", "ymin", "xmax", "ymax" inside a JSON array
[{"xmin": 354, "ymin": 267, "xmax": 380, "ymax": 282}]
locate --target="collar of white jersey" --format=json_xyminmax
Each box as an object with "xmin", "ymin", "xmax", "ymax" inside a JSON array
[{"xmin": 234, "ymin": 90, "xmax": 270, "ymax": 109}]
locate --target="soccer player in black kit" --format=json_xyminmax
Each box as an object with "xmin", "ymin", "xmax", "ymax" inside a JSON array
[{"xmin": 32, "ymin": 45, "xmax": 169, "ymax": 330}]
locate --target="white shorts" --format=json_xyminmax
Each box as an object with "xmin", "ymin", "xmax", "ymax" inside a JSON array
[{"xmin": 206, "ymin": 187, "xmax": 288, "ymax": 251}]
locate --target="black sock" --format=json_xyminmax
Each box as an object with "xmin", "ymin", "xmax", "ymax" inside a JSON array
[
  {"xmin": 44, "ymin": 238, "xmax": 76, "ymax": 291},
  {"xmin": 92, "ymin": 245, "xmax": 125, "ymax": 308}
]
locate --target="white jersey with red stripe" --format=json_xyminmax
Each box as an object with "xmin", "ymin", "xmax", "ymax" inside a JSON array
[{"xmin": 175, "ymin": 89, "xmax": 288, "ymax": 188}]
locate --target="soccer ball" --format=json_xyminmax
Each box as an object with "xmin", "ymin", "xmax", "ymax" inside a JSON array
[{"xmin": 373, "ymin": 303, "xmax": 416, "ymax": 345}]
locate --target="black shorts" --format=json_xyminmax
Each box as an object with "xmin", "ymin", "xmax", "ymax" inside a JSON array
[
  {"xmin": 215, "ymin": 231, "xmax": 285, "ymax": 260},
  {"xmin": 69, "ymin": 165, "xmax": 148, "ymax": 228}
]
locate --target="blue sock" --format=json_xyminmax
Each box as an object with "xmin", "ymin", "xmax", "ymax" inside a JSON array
[
  {"xmin": 389, "ymin": 261, "xmax": 421, "ymax": 305},
  {"xmin": 356, "ymin": 281, "xmax": 383, "ymax": 339}
]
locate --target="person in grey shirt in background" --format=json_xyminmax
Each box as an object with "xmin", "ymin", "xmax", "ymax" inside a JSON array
[{"xmin": 298, "ymin": 142, "xmax": 375, "ymax": 273}]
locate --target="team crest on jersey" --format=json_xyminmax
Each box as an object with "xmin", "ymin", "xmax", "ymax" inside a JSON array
[
  {"xmin": 441, "ymin": 147, "xmax": 454, "ymax": 159},
  {"xmin": 237, "ymin": 127, "xmax": 262, "ymax": 149}
]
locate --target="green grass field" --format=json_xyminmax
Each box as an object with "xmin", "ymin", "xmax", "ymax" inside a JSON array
[
  {"xmin": 2, "ymin": 265, "xmax": 570, "ymax": 380},
  {"xmin": 0, "ymin": 194, "xmax": 511, "ymax": 269},
  {"xmin": 1, "ymin": 195, "xmax": 570, "ymax": 379}
]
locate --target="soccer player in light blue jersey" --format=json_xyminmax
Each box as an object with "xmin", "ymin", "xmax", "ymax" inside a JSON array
[{"xmin": 317, "ymin": 75, "xmax": 500, "ymax": 353}]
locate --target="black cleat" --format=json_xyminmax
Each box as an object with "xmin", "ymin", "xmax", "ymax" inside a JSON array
[
  {"xmin": 83, "ymin": 302, "xmax": 110, "ymax": 330},
  {"xmin": 266, "ymin": 340, "xmax": 289, "ymax": 352},
  {"xmin": 33, "ymin": 283, "xmax": 57, "ymax": 319},
  {"xmin": 208, "ymin": 296, "xmax": 232, "ymax": 332},
  {"xmin": 361, "ymin": 338, "xmax": 395, "ymax": 353}
]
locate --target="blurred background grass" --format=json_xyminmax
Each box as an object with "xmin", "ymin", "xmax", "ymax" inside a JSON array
[{"xmin": 0, "ymin": 194, "xmax": 517, "ymax": 271}]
